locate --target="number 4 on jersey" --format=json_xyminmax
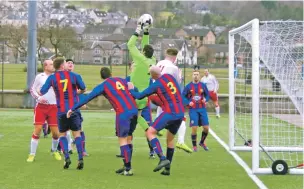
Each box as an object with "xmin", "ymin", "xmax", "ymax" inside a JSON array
[{"xmin": 116, "ymin": 81, "xmax": 125, "ymax": 90}]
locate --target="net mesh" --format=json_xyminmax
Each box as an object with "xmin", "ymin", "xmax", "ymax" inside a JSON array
[{"xmin": 233, "ymin": 21, "xmax": 303, "ymax": 169}]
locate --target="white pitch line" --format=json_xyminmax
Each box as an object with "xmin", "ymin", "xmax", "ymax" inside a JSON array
[{"xmin": 209, "ymin": 129, "xmax": 268, "ymax": 189}]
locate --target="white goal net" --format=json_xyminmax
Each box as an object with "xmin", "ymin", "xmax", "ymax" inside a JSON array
[{"xmin": 229, "ymin": 19, "xmax": 303, "ymax": 175}]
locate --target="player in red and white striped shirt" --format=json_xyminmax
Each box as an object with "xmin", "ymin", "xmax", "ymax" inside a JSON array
[
  {"xmin": 27, "ymin": 59, "xmax": 61, "ymax": 162},
  {"xmin": 156, "ymin": 48, "xmax": 192, "ymax": 153},
  {"xmin": 201, "ymin": 69, "xmax": 220, "ymax": 118}
]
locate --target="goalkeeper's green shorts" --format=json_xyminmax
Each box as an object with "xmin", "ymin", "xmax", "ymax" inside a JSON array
[{"xmin": 136, "ymin": 98, "xmax": 148, "ymax": 110}]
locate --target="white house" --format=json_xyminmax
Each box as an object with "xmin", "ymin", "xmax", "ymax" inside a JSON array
[{"xmin": 176, "ymin": 41, "xmax": 197, "ymax": 66}]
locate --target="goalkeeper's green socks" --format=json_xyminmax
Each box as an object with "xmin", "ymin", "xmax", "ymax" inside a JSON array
[{"xmin": 138, "ymin": 116, "xmax": 150, "ymax": 131}]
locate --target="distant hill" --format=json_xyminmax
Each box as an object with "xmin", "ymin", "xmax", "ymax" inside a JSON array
[
  {"xmin": 69, "ymin": 1, "xmax": 303, "ymax": 26},
  {"xmin": 204, "ymin": 1, "xmax": 303, "ymax": 24}
]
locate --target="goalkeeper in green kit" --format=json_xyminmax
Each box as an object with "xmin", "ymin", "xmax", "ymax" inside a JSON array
[{"xmin": 127, "ymin": 16, "xmax": 156, "ymax": 132}]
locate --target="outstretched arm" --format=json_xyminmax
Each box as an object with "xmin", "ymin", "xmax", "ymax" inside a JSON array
[
  {"xmin": 127, "ymin": 34, "xmax": 145, "ymax": 61},
  {"xmin": 130, "ymin": 82, "xmax": 158, "ymax": 100},
  {"xmin": 71, "ymin": 83, "xmax": 105, "ymax": 111},
  {"xmin": 40, "ymin": 76, "xmax": 53, "ymax": 95}
]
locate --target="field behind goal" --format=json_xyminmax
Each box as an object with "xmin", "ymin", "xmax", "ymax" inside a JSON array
[{"xmin": 0, "ymin": 109, "xmax": 303, "ymax": 189}]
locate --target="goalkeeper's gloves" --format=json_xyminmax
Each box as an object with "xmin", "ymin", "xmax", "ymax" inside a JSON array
[
  {"xmin": 135, "ymin": 18, "xmax": 142, "ymax": 35},
  {"xmin": 143, "ymin": 24, "xmax": 151, "ymax": 33}
]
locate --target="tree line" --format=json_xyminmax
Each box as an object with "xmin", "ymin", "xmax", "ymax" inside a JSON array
[{"xmin": 0, "ymin": 23, "xmax": 81, "ymax": 64}]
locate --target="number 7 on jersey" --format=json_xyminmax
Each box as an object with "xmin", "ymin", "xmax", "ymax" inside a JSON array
[{"xmin": 60, "ymin": 79, "xmax": 68, "ymax": 92}]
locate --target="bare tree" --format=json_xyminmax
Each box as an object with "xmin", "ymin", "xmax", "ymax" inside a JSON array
[
  {"xmin": 2, "ymin": 25, "xmax": 27, "ymax": 63},
  {"xmin": 37, "ymin": 27, "xmax": 49, "ymax": 65},
  {"xmin": 48, "ymin": 22, "xmax": 82, "ymax": 57}
]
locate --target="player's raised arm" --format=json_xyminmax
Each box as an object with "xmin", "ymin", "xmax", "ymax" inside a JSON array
[
  {"xmin": 127, "ymin": 24, "xmax": 145, "ymax": 61},
  {"xmin": 141, "ymin": 31, "xmax": 149, "ymax": 48},
  {"xmin": 40, "ymin": 75, "xmax": 53, "ymax": 95},
  {"xmin": 71, "ymin": 83, "xmax": 105, "ymax": 112}
]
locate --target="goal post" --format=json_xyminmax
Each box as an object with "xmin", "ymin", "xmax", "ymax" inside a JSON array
[{"xmin": 229, "ymin": 19, "xmax": 304, "ymax": 175}]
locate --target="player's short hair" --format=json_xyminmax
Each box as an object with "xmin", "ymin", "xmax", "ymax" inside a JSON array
[
  {"xmin": 166, "ymin": 48, "xmax": 178, "ymax": 56},
  {"xmin": 143, "ymin": 45, "xmax": 154, "ymax": 58},
  {"xmin": 66, "ymin": 59, "xmax": 74, "ymax": 63},
  {"xmin": 100, "ymin": 67, "xmax": 111, "ymax": 79},
  {"xmin": 53, "ymin": 57, "xmax": 65, "ymax": 70}
]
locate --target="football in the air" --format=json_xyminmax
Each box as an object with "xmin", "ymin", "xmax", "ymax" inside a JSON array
[{"xmin": 139, "ymin": 14, "xmax": 153, "ymax": 29}]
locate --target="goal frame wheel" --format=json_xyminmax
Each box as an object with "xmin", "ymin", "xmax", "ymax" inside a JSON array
[{"xmin": 272, "ymin": 160, "xmax": 288, "ymax": 175}]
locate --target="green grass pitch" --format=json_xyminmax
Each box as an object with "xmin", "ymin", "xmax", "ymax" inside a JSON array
[{"xmin": 0, "ymin": 109, "xmax": 302, "ymax": 189}]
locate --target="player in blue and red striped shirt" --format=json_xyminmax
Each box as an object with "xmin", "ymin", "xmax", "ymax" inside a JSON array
[
  {"xmin": 128, "ymin": 65, "xmax": 185, "ymax": 176},
  {"xmin": 125, "ymin": 74, "xmax": 156, "ymax": 158},
  {"xmin": 67, "ymin": 67, "xmax": 138, "ymax": 176},
  {"xmin": 40, "ymin": 57, "xmax": 86, "ymax": 170},
  {"xmin": 183, "ymin": 70, "xmax": 210, "ymax": 152}
]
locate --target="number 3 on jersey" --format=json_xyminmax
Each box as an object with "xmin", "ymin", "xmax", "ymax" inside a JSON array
[
  {"xmin": 167, "ymin": 82, "xmax": 177, "ymax": 94},
  {"xmin": 116, "ymin": 81, "xmax": 125, "ymax": 90},
  {"xmin": 60, "ymin": 79, "xmax": 68, "ymax": 92}
]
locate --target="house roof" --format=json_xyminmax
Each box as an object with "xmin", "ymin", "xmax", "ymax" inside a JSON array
[
  {"xmin": 119, "ymin": 43, "xmax": 127, "ymax": 50},
  {"xmin": 204, "ymin": 44, "xmax": 228, "ymax": 53},
  {"xmin": 161, "ymin": 39, "xmax": 178, "ymax": 50},
  {"xmin": 6, "ymin": 14, "xmax": 28, "ymax": 20},
  {"xmin": 61, "ymin": 16, "xmax": 93, "ymax": 26},
  {"xmin": 124, "ymin": 18, "xmax": 137, "ymax": 28},
  {"xmin": 83, "ymin": 24, "xmax": 117, "ymax": 34},
  {"xmin": 122, "ymin": 28, "xmax": 135, "ymax": 36},
  {"xmin": 192, "ymin": 4, "xmax": 209, "ymax": 11},
  {"xmin": 149, "ymin": 28, "xmax": 177, "ymax": 36},
  {"xmin": 183, "ymin": 28, "xmax": 210, "ymax": 37},
  {"xmin": 120, "ymin": 28, "xmax": 178, "ymax": 39},
  {"xmin": 101, "ymin": 33, "xmax": 129, "ymax": 42},
  {"xmin": 160, "ymin": 39, "xmax": 196, "ymax": 51},
  {"xmin": 51, "ymin": 8, "xmax": 70, "ymax": 15},
  {"xmin": 83, "ymin": 41, "xmax": 94, "ymax": 49},
  {"xmin": 94, "ymin": 10, "xmax": 107, "ymax": 17},
  {"xmin": 91, "ymin": 41, "xmax": 115, "ymax": 50}
]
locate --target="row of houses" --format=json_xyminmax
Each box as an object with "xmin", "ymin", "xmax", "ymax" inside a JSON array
[
  {"xmin": 0, "ymin": 1, "xmax": 229, "ymax": 65},
  {"xmin": 0, "ymin": 38, "xmax": 228, "ymax": 66},
  {"xmin": 0, "ymin": 1, "xmax": 130, "ymax": 28},
  {"xmin": 80, "ymin": 26, "xmax": 216, "ymax": 47},
  {"xmin": 70, "ymin": 25, "xmax": 228, "ymax": 65},
  {"xmin": 0, "ymin": 24, "xmax": 229, "ymax": 65}
]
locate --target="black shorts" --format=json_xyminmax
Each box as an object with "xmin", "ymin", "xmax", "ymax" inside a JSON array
[{"xmin": 58, "ymin": 111, "xmax": 82, "ymax": 133}]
